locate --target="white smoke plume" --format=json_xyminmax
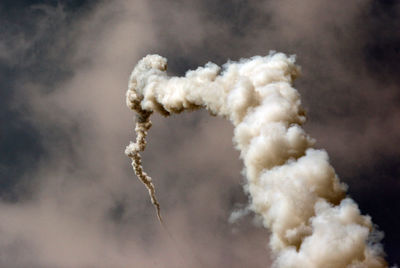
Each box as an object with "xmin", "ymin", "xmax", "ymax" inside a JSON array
[{"xmin": 125, "ymin": 53, "xmax": 387, "ymax": 268}]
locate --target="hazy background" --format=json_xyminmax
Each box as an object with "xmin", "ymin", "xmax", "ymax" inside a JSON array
[{"xmin": 0, "ymin": 0, "xmax": 399, "ymax": 267}]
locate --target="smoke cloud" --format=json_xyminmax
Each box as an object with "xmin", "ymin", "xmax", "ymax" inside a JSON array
[
  {"xmin": 126, "ymin": 53, "xmax": 387, "ymax": 267},
  {"xmin": 0, "ymin": 0, "xmax": 399, "ymax": 267}
]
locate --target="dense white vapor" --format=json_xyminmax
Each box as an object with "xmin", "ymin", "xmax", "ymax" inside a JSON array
[{"xmin": 125, "ymin": 53, "xmax": 387, "ymax": 267}]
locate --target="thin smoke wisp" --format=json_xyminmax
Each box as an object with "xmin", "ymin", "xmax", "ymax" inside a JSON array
[{"xmin": 125, "ymin": 53, "xmax": 387, "ymax": 267}]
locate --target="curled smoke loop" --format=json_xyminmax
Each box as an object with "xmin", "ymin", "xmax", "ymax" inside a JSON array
[{"xmin": 125, "ymin": 53, "xmax": 387, "ymax": 268}]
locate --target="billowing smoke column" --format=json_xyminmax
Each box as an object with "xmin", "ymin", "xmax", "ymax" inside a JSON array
[{"xmin": 125, "ymin": 53, "xmax": 387, "ymax": 267}]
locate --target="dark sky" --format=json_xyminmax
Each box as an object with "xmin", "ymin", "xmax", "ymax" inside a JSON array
[{"xmin": 0, "ymin": 0, "xmax": 399, "ymax": 267}]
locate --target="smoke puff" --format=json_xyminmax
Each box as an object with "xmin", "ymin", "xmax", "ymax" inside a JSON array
[{"xmin": 126, "ymin": 53, "xmax": 387, "ymax": 267}]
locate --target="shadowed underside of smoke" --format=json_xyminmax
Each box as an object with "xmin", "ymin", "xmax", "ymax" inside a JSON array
[{"xmin": 125, "ymin": 53, "xmax": 387, "ymax": 268}]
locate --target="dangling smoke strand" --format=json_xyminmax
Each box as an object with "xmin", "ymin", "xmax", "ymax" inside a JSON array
[
  {"xmin": 125, "ymin": 53, "xmax": 387, "ymax": 268},
  {"xmin": 125, "ymin": 89, "xmax": 162, "ymax": 222}
]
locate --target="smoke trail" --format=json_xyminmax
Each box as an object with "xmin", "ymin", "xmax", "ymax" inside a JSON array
[
  {"xmin": 125, "ymin": 92, "xmax": 162, "ymax": 222},
  {"xmin": 125, "ymin": 53, "xmax": 387, "ymax": 267}
]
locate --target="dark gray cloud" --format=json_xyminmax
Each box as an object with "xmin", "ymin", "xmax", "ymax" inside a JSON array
[{"xmin": 0, "ymin": 0, "xmax": 399, "ymax": 267}]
